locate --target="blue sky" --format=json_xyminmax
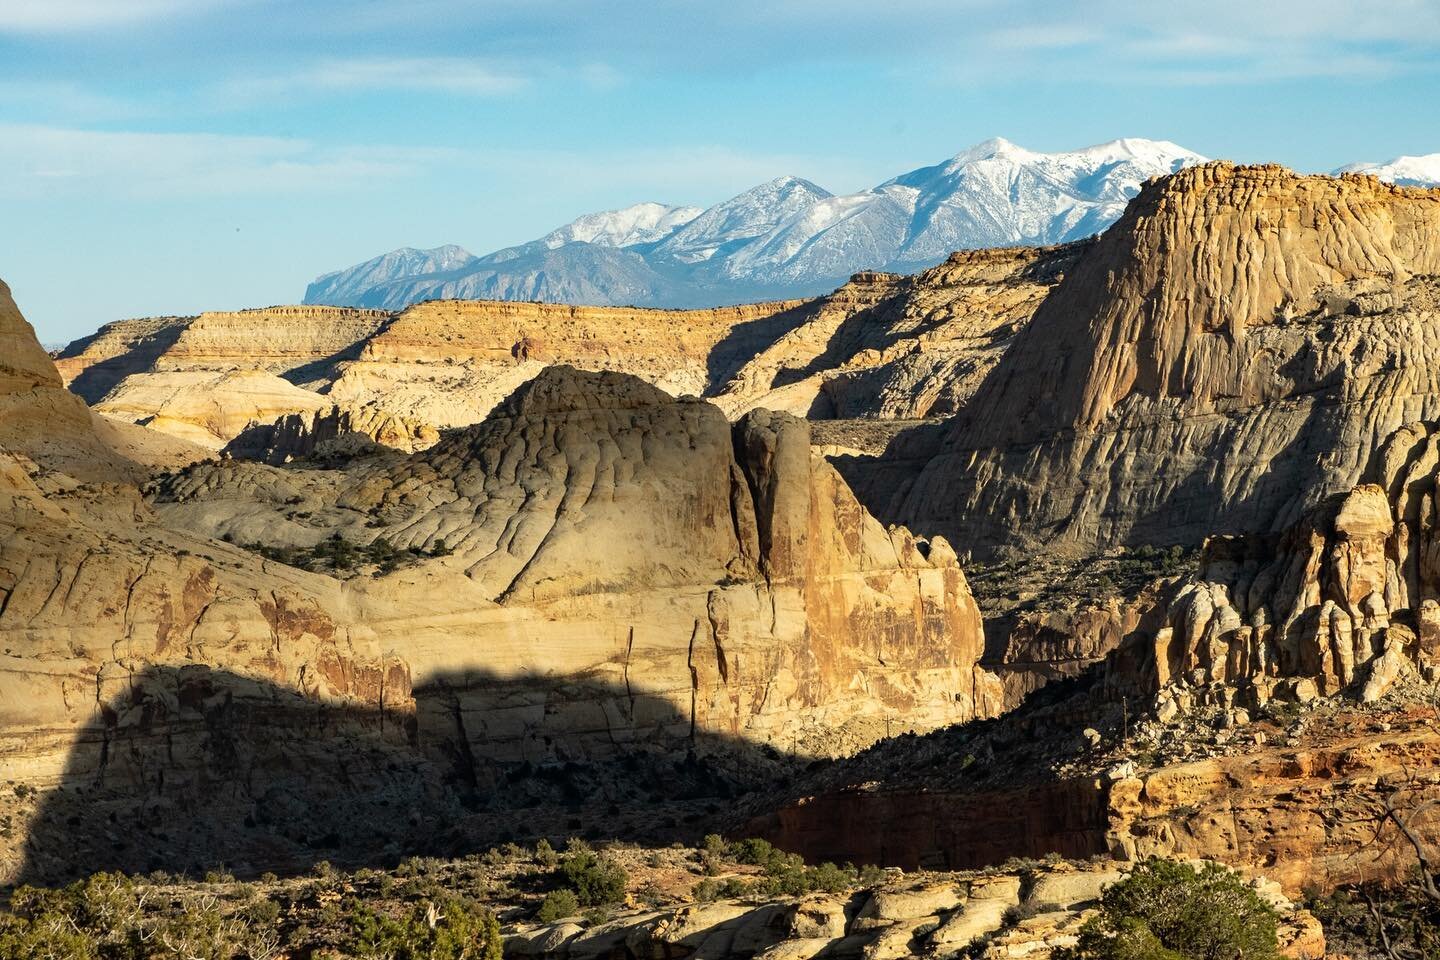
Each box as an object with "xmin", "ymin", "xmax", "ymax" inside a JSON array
[{"xmin": 3, "ymin": 0, "xmax": 1438, "ymax": 343}]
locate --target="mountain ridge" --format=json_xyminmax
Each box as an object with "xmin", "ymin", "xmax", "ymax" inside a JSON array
[{"xmin": 304, "ymin": 137, "xmax": 1207, "ymax": 311}]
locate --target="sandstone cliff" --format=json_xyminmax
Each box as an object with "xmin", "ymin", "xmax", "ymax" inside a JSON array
[
  {"xmin": 712, "ymin": 245, "xmax": 1081, "ymax": 420},
  {"xmin": 55, "ymin": 250, "xmax": 1072, "ymax": 456},
  {"xmin": 894, "ymin": 164, "xmax": 1440, "ymax": 556},
  {"xmin": 1, "ymin": 284, "xmax": 992, "ymax": 882}
]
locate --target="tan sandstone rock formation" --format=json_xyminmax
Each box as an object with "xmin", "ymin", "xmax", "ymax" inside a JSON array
[
  {"xmin": 895, "ymin": 164, "xmax": 1440, "ymax": 556},
  {"xmin": 712, "ymin": 245, "xmax": 1081, "ymax": 421},
  {"xmin": 54, "ymin": 250, "xmax": 1074, "ymax": 458},
  {"xmin": 1, "ymin": 282, "xmax": 992, "ymax": 881},
  {"xmin": 504, "ymin": 861, "xmax": 1322, "ymax": 960},
  {"xmin": 222, "ymin": 400, "xmax": 441, "ymax": 463}
]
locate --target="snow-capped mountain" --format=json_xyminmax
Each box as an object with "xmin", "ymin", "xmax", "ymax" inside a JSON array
[
  {"xmin": 538, "ymin": 201, "xmax": 702, "ymax": 249},
  {"xmin": 653, "ymin": 176, "xmax": 833, "ymax": 265},
  {"xmin": 1336, "ymin": 153, "xmax": 1440, "ymax": 187},
  {"xmin": 304, "ymin": 137, "xmax": 1208, "ymax": 310},
  {"xmin": 305, "ymin": 244, "xmax": 476, "ymax": 306}
]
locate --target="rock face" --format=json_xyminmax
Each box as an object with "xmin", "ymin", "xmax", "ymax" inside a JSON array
[
  {"xmin": 1131, "ymin": 417, "xmax": 1440, "ymax": 703},
  {"xmin": 503, "ymin": 862, "xmax": 1322, "ymax": 960},
  {"xmin": 150, "ymin": 366, "xmax": 996, "ymax": 753},
  {"xmin": 751, "ymin": 416, "xmax": 1440, "ymax": 895},
  {"xmin": 54, "ymin": 306, "xmax": 388, "ymax": 401},
  {"xmin": 222, "ymin": 401, "xmax": 441, "ymax": 463},
  {"xmin": 54, "ymin": 304, "xmax": 398, "ymax": 450},
  {"xmin": 895, "ymin": 164, "xmax": 1440, "ymax": 557},
  {"xmin": 93, "ymin": 369, "xmax": 334, "ymax": 450},
  {"xmin": 712, "ymin": 245, "xmax": 1081, "ymax": 421},
  {"xmin": 1, "ymin": 281, "xmax": 992, "ymax": 881},
  {"xmin": 56, "ymin": 249, "xmax": 1072, "ymax": 457},
  {"xmin": 321, "ymin": 297, "xmax": 812, "ymax": 431},
  {"xmin": 0, "ymin": 281, "xmax": 203, "ymax": 478}
]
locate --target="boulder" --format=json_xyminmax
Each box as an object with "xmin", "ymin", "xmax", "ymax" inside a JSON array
[
  {"xmin": 853, "ymin": 881, "xmax": 965, "ymax": 930},
  {"xmin": 1025, "ymin": 870, "xmax": 1122, "ymax": 910}
]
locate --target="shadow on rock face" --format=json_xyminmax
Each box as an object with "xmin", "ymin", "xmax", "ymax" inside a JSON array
[{"xmin": 15, "ymin": 663, "xmax": 803, "ymax": 887}]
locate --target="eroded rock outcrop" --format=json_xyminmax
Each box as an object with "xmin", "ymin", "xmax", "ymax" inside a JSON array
[
  {"xmin": 1127, "ymin": 418, "xmax": 1440, "ymax": 707},
  {"xmin": 151, "ymin": 366, "xmax": 997, "ymax": 752},
  {"xmin": 504, "ymin": 862, "xmax": 1322, "ymax": 960},
  {"xmin": 897, "ymin": 164, "xmax": 1440, "ymax": 556},
  {"xmin": 2, "ymin": 281, "xmax": 993, "ymax": 881},
  {"xmin": 55, "ymin": 250, "xmax": 1076, "ymax": 460},
  {"xmin": 222, "ymin": 400, "xmax": 441, "ymax": 462}
]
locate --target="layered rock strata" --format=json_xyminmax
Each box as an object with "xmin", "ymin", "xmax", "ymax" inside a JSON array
[
  {"xmin": 895, "ymin": 164, "xmax": 1440, "ymax": 556},
  {"xmin": 55, "ymin": 247, "xmax": 1075, "ymax": 455},
  {"xmin": 2, "ymin": 283, "xmax": 991, "ymax": 881},
  {"xmin": 713, "ymin": 245, "xmax": 1081, "ymax": 420}
]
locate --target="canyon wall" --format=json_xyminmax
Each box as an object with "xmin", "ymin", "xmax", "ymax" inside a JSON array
[
  {"xmin": 895, "ymin": 164, "xmax": 1440, "ymax": 556},
  {"xmin": 52, "ymin": 248, "xmax": 1073, "ymax": 454},
  {"xmin": 2, "ymin": 285, "xmax": 992, "ymax": 881}
]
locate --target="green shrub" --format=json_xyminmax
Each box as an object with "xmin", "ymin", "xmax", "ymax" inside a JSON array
[
  {"xmin": 534, "ymin": 838, "xmax": 560, "ymax": 869},
  {"xmin": 535, "ymin": 889, "xmax": 580, "ymax": 923},
  {"xmin": 559, "ymin": 851, "xmax": 627, "ymax": 906},
  {"xmin": 727, "ymin": 837, "xmax": 778, "ymax": 866},
  {"xmin": 346, "ymin": 898, "xmax": 502, "ymax": 960},
  {"xmin": 1056, "ymin": 859, "xmax": 1279, "ymax": 960},
  {"xmin": 0, "ymin": 912, "xmax": 97, "ymax": 960},
  {"xmin": 805, "ymin": 862, "xmax": 853, "ymax": 894}
]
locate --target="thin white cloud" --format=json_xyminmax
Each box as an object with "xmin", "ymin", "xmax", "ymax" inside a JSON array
[
  {"xmin": 0, "ymin": 124, "xmax": 456, "ymax": 198},
  {"xmin": 0, "ymin": 123, "xmax": 870, "ymax": 208},
  {"xmin": 215, "ymin": 57, "xmax": 531, "ymax": 105},
  {"xmin": 302, "ymin": 57, "xmax": 529, "ymax": 95},
  {"xmin": 0, "ymin": 81, "xmax": 152, "ymax": 121},
  {"xmin": 0, "ymin": 0, "xmax": 234, "ymax": 31},
  {"xmin": 985, "ymin": 25, "xmax": 1100, "ymax": 51}
]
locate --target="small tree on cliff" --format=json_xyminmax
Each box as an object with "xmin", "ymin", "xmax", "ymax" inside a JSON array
[{"xmin": 1056, "ymin": 858, "xmax": 1279, "ymax": 960}]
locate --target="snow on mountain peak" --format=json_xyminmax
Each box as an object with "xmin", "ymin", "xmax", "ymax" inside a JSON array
[
  {"xmin": 652, "ymin": 175, "xmax": 834, "ymax": 264},
  {"xmin": 540, "ymin": 201, "xmax": 704, "ymax": 249},
  {"xmin": 305, "ymin": 136, "xmax": 1215, "ymax": 310},
  {"xmin": 1335, "ymin": 153, "xmax": 1440, "ymax": 187},
  {"xmin": 953, "ymin": 137, "xmax": 1034, "ymax": 163}
]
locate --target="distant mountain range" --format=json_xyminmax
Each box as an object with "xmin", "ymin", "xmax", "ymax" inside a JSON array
[
  {"xmin": 304, "ymin": 139, "xmax": 1440, "ymax": 311},
  {"xmin": 1335, "ymin": 152, "xmax": 1440, "ymax": 188}
]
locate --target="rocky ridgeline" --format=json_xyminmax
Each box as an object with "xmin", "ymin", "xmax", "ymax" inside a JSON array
[
  {"xmin": 505, "ymin": 862, "xmax": 1322, "ymax": 960},
  {"xmin": 897, "ymin": 163, "xmax": 1440, "ymax": 555},
  {"xmin": 713, "ymin": 244, "xmax": 1081, "ymax": 421},
  {"xmin": 50, "ymin": 247, "xmax": 1076, "ymax": 459}
]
